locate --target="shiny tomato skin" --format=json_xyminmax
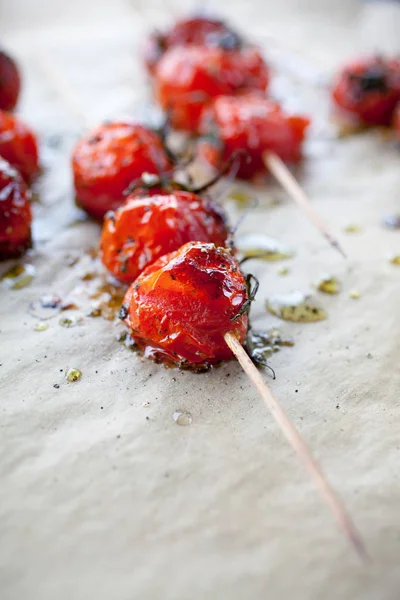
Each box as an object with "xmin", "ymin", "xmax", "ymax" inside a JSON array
[
  {"xmin": 0, "ymin": 50, "xmax": 21, "ymax": 111},
  {"xmin": 154, "ymin": 45, "xmax": 269, "ymax": 133},
  {"xmin": 0, "ymin": 110, "xmax": 39, "ymax": 184},
  {"xmin": 100, "ymin": 191, "xmax": 229, "ymax": 284},
  {"xmin": 0, "ymin": 157, "xmax": 32, "ymax": 259},
  {"xmin": 143, "ymin": 16, "xmax": 239, "ymax": 75},
  {"xmin": 121, "ymin": 242, "xmax": 248, "ymax": 367},
  {"xmin": 394, "ymin": 103, "xmax": 400, "ymax": 138},
  {"xmin": 198, "ymin": 92, "xmax": 310, "ymax": 179},
  {"xmin": 72, "ymin": 122, "xmax": 173, "ymax": 220},
  {"xmin": 332, "ymin": 57, "xmax": 400, "ymax": 126}
]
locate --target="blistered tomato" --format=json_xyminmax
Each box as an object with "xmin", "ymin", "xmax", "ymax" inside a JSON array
[
  {"xmin": 0, "ymin": 157, "xmax": 32, "ymax": 259},
  {"xmin": 0, "ymin": 110, "xmax": 39, "ymax": 183},
  {"xmin": 198, "ymin": 92, "xmax": 309, "ymax": 179},
  {"xmin": 120, "ymin": 242, "xmax": 249, "ymax": 368},
  {"xmin": 143, "ymin": 15, "xmax": 241, "ymax": 75},
  {"xmin": 154, "ymin": 45, "xmax": 269, "ymax": 133},
  {"xmin": 100, "ymin": 191, "xmax": 229, "ymax": 283},
  {"xmin": 332, "ymin": 56, "xmax": 400, "ymax": 126},
  {"xmin": 72, "ymin": 122, "xmax": 173, "ymax": 220},
  {"xmin": 0, "ymin": 49, "xmax": 21, "ymax": 111}
]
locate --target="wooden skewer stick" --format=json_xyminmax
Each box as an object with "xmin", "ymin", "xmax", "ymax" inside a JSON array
[
  {"xmin": 263, "ymin": 151, "xmax": 346, "ymax": 258},
  {"xmin": 224, "ymin": 331, "xmax": 367, "ymax": 561}
]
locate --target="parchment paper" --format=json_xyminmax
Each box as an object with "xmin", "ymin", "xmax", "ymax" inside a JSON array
[{"xmin": 1, "ymin": 1, "xmax": 400, "ymax": 599}]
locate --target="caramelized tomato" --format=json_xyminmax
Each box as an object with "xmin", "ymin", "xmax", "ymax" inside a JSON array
[
  {"xmin": 120, "ymin": 242, "xmax": 248, "ymax": 368},
  {"xmin": 72, "ymin": 122, "xmax": 173, "ymax": 220},
  {"xmin": 0, "ymin": 110, "xmax": 39, "ymax": 183},
  {"xmin": 100, "ymin": 191, "xmax": 229, "ymax": 284},
  {"xmin": 332, "ymin": 56, "xmax": 400, "ymax": 126},
  {"xmin": 154, "ymin": 45, "xmax": 269, "ymax": 133},
  {"xmin": 143, "ymin": 15, "xmax": 241, "ymax": 75},
  {"xmin": 0, "ymin": 157, "xmax": 32, "ymax": 259},
  {"xmin": 198, "ymin": 92, "xmax": 310, "ymax": 179},
  {"xmin": 0, "ymin": 49, "xmax": 21, "ymax": 111}
]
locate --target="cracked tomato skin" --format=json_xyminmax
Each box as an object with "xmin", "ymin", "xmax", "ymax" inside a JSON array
[
  {"xmin": 143, "ymin": 16, "xmax": 240, "ymax": 75},
  {"xmin": 154, "ymin": 45, "xmax": 269, "ymax": 133},
  {"xmin": 121, "ymin": 241, "xmax": 248, "ymax": 368},
  {"xmin": 72, "ymin": 122, "xmax": 173, "ymax": 220},
  {"xmin": 0, "ymin": 157, "xmax": 32, "ymax": 260},
  {"xmin": 198, "ymin": 92, "xmax": 310, "ymax": 179},
  {"xmin": 100, "ymin": 191, "xmax": 229, "ymax": 284},
  {"xmin": 0, "ymin": 50, "xmax": 21, "ymax": 111},
  {"xmin": 0, "ymin": 110, "xmax": 39, "ymax": 184},
  {"xmin": 332, "ymin": 57, "xmax": 400, "ymax": 126}
]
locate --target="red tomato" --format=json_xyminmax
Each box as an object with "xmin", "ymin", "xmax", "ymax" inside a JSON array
[
  {"xmin": 143, "ymin": 16, "xmax": 241, "ymax": 75},
  {"xmin": 394, "ymin": 103, "xmax": 400, "ymax": 138},
  {"xmin": 120, "ymin": 241, "xmax": 248, "ymax": 368},
  {"xmin": 332, "ymin": 56, "xmax": 400, "ymax": 126},
  {"xmin": 0, "ymin": 110, "xmax": 39, "ymax": 184},
  {"xmin": 154, "ymin": 45, "xmax": 269, "ymax": 133},
  {"xmin": 100, "ymin": 191, "xmax": 229, "ymax": 284},
  {"xmin": 0, "ymin": 157, "xmax": 32, "ymax": 259},
  {"xmin": 0, "ymin": 50, "xmax": 21, "ymax": 111},
  {"xmin": 198, "ymin": 92, "xmax": 310, "ymax": 179},
  {"xmin": 72, "ymin": 122, "xmax": 173, "ymax": 220}
]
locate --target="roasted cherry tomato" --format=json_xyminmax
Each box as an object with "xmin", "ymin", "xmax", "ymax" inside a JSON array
[
  {"xmin": 0, "ymin": 50, "xmax": 21, "ymax": 111},
  {"xmin": 394, "ymin": 103, "xmax": 400, "ymax": 138},
  {"xmin": 72, "ymin": 122, "xmax": 173, "ymax": 220},
  {"xmin": 0, "ymin": 157, "xmax": 32, "ymax": 259},
  {"xmin": 332, "ymin": 56, "xmax": 400, "ymax": 126},
  {"xmin": 154, "ymin": 45, "xmax": 269, "ymax": 133},
  {"xmin": 198, "ymin": 92, "xmax": 310, "ymax": 179},
  {"xmin": 101, "ymin": 190, "xmax": 229, "ymax": 284},
  {"xmin": 143, "ymin": 15, "xmax": 241, "ymax": 75},
  {"xmin": 0, "ymin": 110, "xmax": 39, "ymax": 184},
  {"xmin": 120, "ymin": 241, "xmax": 248, "ymax": 368}
]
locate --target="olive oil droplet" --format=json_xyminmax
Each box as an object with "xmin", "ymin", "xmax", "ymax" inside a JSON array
[
  {"xmin": 65, "ymin": 368, "xmax": 82, "ymax": 382},
  {"xmin": 314, "ymin": 274, "xmax": 340, "ymax": 294},
  {"xmin": 238, "ymin": 233, "xmax": 294, "ymax": 262},
  {"xmin": 266, "ymin": 291, "xmax": 327, "ymax": 322},
  {"xmin": 1, "ymin": 264, "xmax": 36, "ymax": 289},
  {"xmin": 173, "ymin": 411, "xmax": 192, "ymax": 426},
  {"xmin": 389, "ymin": 254, "xmax": 400, "ymax": 265},
  {"xmin": 34, "ymin": 322, "xmax": 49, "ymax": 332}
]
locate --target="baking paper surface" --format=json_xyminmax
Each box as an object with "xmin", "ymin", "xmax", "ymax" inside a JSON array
[{"xmin": 1, "ymin": 1, "xmax": 400, "ymax": 598}]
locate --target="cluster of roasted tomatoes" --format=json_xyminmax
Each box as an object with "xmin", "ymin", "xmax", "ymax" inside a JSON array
[
  {"xmin": 0, "ymin": 49, "xmax": 39, "ymax": 259},
  {"xmin": 2, "ymin": 15, "xmax": 400, "ymax": 368}
]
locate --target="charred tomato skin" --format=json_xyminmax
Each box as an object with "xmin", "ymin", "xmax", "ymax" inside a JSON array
[
  {"xmin": 198, "ymin": 92, "xmax": 310, "ymax": 179},
  {"xmin": 0, "ymin": 110, "xmax": 39, "ymax": 184},
  {"xmin": 0, "ymin": 50, "xmax": 21, "ymax": 111},
  {"xmin": 72, "ymin": 122, "xmax": 173, "ymax": 220},
  {"xmin": 0, "ymin": 157, "xmax": 32, "ymax": 260},
  {"xmin": 143, "ymin": 16, "xmax": 240, "ymax": 75},
  {"xmin": 332, "ymin": 57, "xmax": 400, "ymax": 126},
  {"xmin": 154, "ymin": 45, "xmax": 269, "ymax": 133},
  {"xmin": 121, "ymin": 241, "xmax": 248, "ymax": 367},
  {"xmin": 100, "ymin": 191, "xmax": 229, "ymax": 284}
]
